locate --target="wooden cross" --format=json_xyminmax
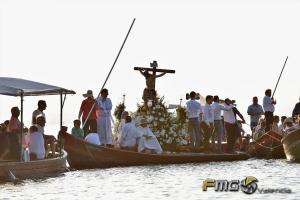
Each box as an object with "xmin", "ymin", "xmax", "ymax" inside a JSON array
[{"xmin": 134, "ymin": 61, "xmax": 175, "ymax": 103}]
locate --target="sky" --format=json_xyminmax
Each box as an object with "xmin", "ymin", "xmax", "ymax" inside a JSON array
[{"xmin": 0, "ymin": 0, "xmax": 299, "ymax": 132}]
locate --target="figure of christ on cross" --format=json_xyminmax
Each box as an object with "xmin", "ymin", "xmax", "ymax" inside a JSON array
[{"xmin": 134, "ymin": 61, "xmax": 175, "ymax": 104}]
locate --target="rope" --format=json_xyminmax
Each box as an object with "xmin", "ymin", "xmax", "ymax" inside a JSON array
[{"xmin": 252, "ymin": 139, "xmax": 282, "ymax": 151}]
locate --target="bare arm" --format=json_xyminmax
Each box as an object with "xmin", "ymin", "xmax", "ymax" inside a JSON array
[{"xmin": 154, "ymin": 72, "xmax": 167, "ymax": 78}]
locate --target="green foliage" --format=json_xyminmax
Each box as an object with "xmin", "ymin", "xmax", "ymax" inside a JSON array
[{"xmin": 113, "ymin": 102, "xmax": 125, "ymax": 121}]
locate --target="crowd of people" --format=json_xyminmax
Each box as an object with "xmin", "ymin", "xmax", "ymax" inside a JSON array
[
  {"xmin": 0, "ymin": 100, "xmax": 56, "ymax": 161},
  {"xmin": 74, "ymin": 89, "xmax": 162, "ymax": 154},
  {"xmin": 1, "ymin": 87, "xmax": 299, "ymax": 160},
  {"xmin": 186, "ymin": 89, "xmax": 300, "ymax": 153}
]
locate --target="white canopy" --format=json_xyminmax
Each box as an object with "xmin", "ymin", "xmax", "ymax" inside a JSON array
[{"xmin": 0, "ymin": 77, "xmax": 75, "ymax": 96}]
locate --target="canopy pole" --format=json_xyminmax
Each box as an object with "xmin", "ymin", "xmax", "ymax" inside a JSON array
[
  {"xmin": 20, "ymin": 92, "xmax": 24, "ymax": 161},
  {"xmin": 59, "ymin": 92, "xmax": 63, "ymax": 157}
]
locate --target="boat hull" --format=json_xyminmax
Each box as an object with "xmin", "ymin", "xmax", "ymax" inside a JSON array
[
  {"xmin": 282, "ymin": 128, "xmax": 300, "ymax": 162},
  {"xmin": 62, "ymin": 132, "xmax": 250, "ymax": 170},
  {"xmin": 248, "ymin": 131, "xmax": 285, "ymax": 159},
  {"xmin": 0, "ymin": 150, "xmax": 67, "ymax": 181}
]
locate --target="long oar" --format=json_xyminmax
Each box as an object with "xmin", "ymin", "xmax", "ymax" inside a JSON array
[
  {"xmin": 272, "ymin": 56, "xmax": 289, "ymax": 98},
  {"xmin": 82, "ymin": 18, "xmax": 136, "ymax": 128}
]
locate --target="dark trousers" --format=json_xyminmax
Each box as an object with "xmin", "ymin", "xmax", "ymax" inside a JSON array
[
  {"xmin": 188, "ymin": 118, "xmax": 202, "ymax": 148},
  {"xmin": 265, "ymin": 111, "xmax": 273, "ymax": 132},
  {"xmin": 82, "ymin": 119, "xmax": 97, "ymax": 137},
  {"xmin": 201, "ymin": 122, "xmax": 213, "ymax": 150},
  {"xmin": 225, "ymin": 122, "xmax": 237, "ymax": 153}
]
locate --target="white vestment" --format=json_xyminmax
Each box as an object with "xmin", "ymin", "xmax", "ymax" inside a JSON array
[
  {"xmin": 85, "ymin": 133, "xmax": 101, "ymax": 145},
  {"xmin": 96, "ymin": 97, "xmax": 113, "ymax": 145},
  {"xmin": 137, "ymin": 127, "xmax": 163, "ymax": 154},
  {"xmin": 119, "ymin": 123, "xmax": 140, "ymax": 148}
]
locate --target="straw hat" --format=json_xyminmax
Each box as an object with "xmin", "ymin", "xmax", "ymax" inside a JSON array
[{"xmin": 83, "ymin": 90, "xmax": 93, "ymax": 98}]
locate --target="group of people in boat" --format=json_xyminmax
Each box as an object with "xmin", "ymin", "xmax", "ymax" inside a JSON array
[
  {"xmin": 0, "ymin": 100, "xmax": 56, "ymax": 161},
  {"xmin": 186, "ymin": 91, "xmax": 246, "ymax": 153},
  {"xmin": 248, "ymin": 89, "xmax": 300, "ymax": 140},
  {"xmin": 186, "ymin": 89, "xmax": 300, "ymax": 153},
  {"xmin": 71, "ymin": 89, "xmax": 162, "ymax": 154}
]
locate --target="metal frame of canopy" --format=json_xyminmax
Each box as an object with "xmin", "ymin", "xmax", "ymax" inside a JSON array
[{"xmin": 0, "ymin": 77, "xmax": 75, "ymax": 161}]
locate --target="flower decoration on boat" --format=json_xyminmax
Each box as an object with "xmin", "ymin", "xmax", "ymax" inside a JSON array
[{"xmin": 132, "ymin": 96, "xmax": 188, "ymax": 150}]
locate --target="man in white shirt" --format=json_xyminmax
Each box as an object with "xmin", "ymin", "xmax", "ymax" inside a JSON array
[
  {"xmin": 186, "ymin": 91, "xmax": 203, "ymax": 149},
  {"xmin": 223, "ymin": 98, "xmax": 238, "ymax": 153},
  {"xmin": 263, "ymin": 89, "xmax": 276, "ymax": 132},
  {"xmin": 119, "ymin": 116, "xmax": 141, "ymax": 151},
  {"xmin": 202, "ymin": 95, "xmax": 214, "ymax": 151},
  {"xmin": 211, "ymin": 95, "xmax": 233, "ymax": 152},
  {"xmin": 32, "ymin": 100, "xmax": 47, "ymax": 125}
]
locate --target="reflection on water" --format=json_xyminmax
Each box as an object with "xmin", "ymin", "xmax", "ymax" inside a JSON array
[{"xmin": 0, "ymin": 159, "xmax": 299, "ymax": 200}]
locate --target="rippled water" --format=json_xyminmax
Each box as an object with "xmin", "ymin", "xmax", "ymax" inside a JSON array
[{"xmin": 0, "ymin": 159, "xmax": 299, "ymax": 200}]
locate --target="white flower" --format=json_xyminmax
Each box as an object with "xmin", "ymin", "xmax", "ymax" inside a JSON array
[{"xmin": 153, "ymin": 122, "xmax": 157, "ymax": 127}]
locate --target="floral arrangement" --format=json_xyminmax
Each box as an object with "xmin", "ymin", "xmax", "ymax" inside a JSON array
[{"xmin": 132, "ymin": 97, "xmax": 189, "ymax": 150}]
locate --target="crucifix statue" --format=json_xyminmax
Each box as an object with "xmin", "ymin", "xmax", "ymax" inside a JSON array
[{"xmin": 134, "ymin": 61, "xmax": 175, "ymax": 104}]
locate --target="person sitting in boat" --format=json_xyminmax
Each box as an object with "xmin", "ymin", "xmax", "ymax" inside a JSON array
[
  {"xmin": 279, "ymin": 116, "xmax": 287, "ymax": 133},
  {"xmin": 85, "ymin": 123, "xmax": 101, "ymax": 145},
  {"xmin": 71, "ymin": 119, "xmax": 84, "ymax": 139},
  {"xmin": 253, "ymin": 119, "xmax": 266, "ymax": 140},
  {"xmin": 7, "ymin": 107, "xmax": 22, "ymax": 133},
  {"xmin": 271, "ymin": 115, "xmax": 282, "ymax": 135},
  {"xmin": 283, "ymin": 117, "xmax": 297, "ymax": 135},
  {"xmin": 28, "ymin": 125, "xmax": 45, "ymax": 160},
  {"xmin": 118, "ymin": 116, "xmax": 141, "ymax": 151},
  {"xmin": 116, "ymin": 111, "xmax": 129, "ymax": 142},
  {"xmin": 35, "ymin": 115, "xmax": 56, "ymax": 157},
  {"xmin": 137, "ymin": 118, "xmax": 163, "ymax": 154}
]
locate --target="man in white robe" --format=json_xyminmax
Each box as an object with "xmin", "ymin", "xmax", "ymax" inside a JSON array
[
  {"xmin": 137, "ymin": 118, "xmax": 163, "ymax": 154},
  {"xmin": 96, "ymin": 88, "xmax": 113, "ymax": 146},
  {"xmin": 118, "ymin": 116, "xmax": 141, "ymax": 151}
]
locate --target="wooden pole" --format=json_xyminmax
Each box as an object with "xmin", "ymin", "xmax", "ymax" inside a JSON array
[
  {"xmin": 272, "ymin": 56, "xmax": 289, "ymax": 98},
  {"xmin": 20, "ymin": 93, "xmax": 24, "ymax": 161},
  {"xmin": 82, "ymin": 18, "xmax": 136, "ymax": 128},
  {"xmin": 59, "ymin": 91, "xmax": 63, "ymax": 157}
]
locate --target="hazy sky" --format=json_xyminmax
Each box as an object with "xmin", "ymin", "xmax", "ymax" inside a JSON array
[{"xmin": 0, "ymin": 0, "xmax": 299, "ymax": 131}]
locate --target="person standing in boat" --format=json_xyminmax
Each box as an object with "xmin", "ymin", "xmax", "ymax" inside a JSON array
[
  {"xmin": 292, "ymin": 98, "xmax": 300, "ymax": 120},
  {"xmin": 211, "ymin": 95, "xmax": 233, "ymax": 152},
  {"xmin": 202, "ymin": 95, "xmax": 214, "ymax": 151},
  {"xmin": 78, "ymin": 90, "xmax": 98, "ymax": 137},
  {"xmin": 32, "ymin": 100, "xmax": 47, "ymax": 125},
  {"xmin": 247, "ymin": 96, "xmax": 264, "ymax": 133},
  {"xmin": 223, "ymin": 98, "xmax": 244, "ymax": 153},
  {"xmin": 96, "ymin": 88, "xmax": 113, "ymax": 147},
  {"xmin": 186, "ymin": 91, "xmax": 203, "ymax": 149},
  {"xmin": 137, "ymin": 118, "xmax": 163, "ymax": 154},
  {"xmin": 263, "ymin": 89, "xmax": 276, "ymax": 132}
]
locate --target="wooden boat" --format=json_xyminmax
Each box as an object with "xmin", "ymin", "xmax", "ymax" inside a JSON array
[
  {"xmin": 248, "ymin": 130, "xmax": 285, "ymax": 159},
  {"xmin": 61, "ymin": 132, "xmax": 250, "ymax": 170},
  {"xmin": 0, "ymin": 151, "xmax": 67, "ymax": 182},
  {"xmin": 0, "ymin": 77, "xmax": 75, "ymax": 181},
  {"xmin": 282, "ymin": 128, "xmax": 300, "ymax": 162}
]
